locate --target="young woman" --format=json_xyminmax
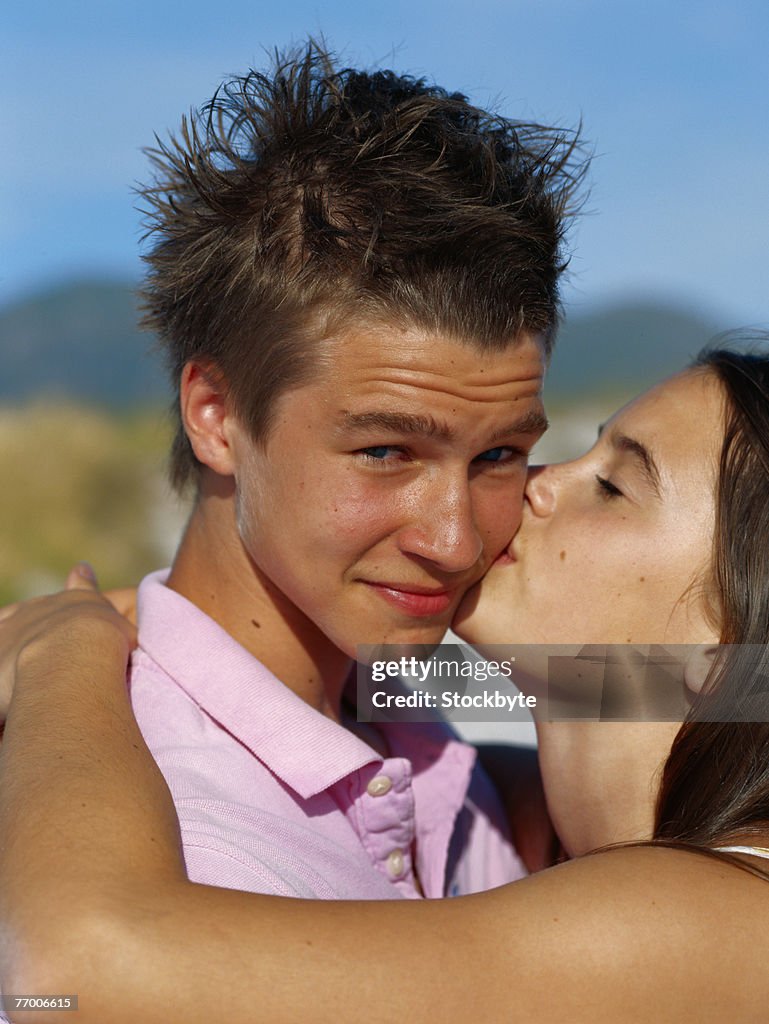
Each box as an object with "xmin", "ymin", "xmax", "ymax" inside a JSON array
[{"xmin": 1, "ymin": 346, "xmax": 769, "ymax": 1023}]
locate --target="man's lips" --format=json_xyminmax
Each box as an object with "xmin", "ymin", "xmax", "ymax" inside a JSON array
[{"xmin": 362, "ymin": 581, "xmax": 456, "ymax": 617}]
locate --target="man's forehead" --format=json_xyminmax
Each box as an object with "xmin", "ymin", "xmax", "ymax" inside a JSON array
[{"xmin": 323, "ymin": 323, "xmax": 547, "ymax": 385}]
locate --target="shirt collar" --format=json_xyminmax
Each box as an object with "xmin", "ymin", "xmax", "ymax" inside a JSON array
[{"xmin": 136, "ymin": 570, "xmax": 385, "ymax": 799}]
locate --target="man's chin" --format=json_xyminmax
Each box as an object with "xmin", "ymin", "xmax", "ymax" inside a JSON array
[{"xmin": 345, "ymin": 620, "xmax": 453, "ymax": 664}]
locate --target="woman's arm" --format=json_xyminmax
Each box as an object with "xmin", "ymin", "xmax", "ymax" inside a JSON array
[
  {"xmin": 0, "ymin": 579, "xmax": 766, "ymax": 1024},
  {"xmin": 0, "ymin": 574, "xmax": 186, "ymax": 1012}
]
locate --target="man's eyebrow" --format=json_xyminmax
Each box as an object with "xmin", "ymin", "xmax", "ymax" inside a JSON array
[
  {"xmin": 338, "ymin": 408, "xmax": 549, "ymax": 444},
  {"xmin": 339, "ymin": 411, "xmax": 454, "ymax": 439},
  {"xmin": 488, "ymin": 409, "xmax": 549, "ymax": 444},
  {"xmin": 601, "ymin": 427, "xmax": 662, "ymax": 496}
]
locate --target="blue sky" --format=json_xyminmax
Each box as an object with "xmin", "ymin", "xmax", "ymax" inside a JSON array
[{"xmin": 3, "ymin": 0, "xmax": 768, "ymax": 327}]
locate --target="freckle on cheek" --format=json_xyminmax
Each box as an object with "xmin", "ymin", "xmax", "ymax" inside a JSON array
[
  {"xmin": 559, "ymin": 550, "xmax": 566, "ymax": 561},
  {"xmin": 639, "ymin": 576, "xmax": 645, "ymax": 582}
]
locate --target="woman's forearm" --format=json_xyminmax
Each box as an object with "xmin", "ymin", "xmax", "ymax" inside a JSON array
[{"xmin": 0, "ymin": 616, "xmax": 185, "ymax": 1010}]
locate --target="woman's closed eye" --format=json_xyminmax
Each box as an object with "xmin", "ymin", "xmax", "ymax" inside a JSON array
[{"xmin": 595, "ymin": 474, "xmax": 623, "ymax": 499}]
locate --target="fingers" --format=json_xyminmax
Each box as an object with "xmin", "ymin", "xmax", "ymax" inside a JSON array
[
  {"xmin": 0, "ymin": 602, "xmax": 20, "ymax": 625},
  {"xmin": 65, "ymin": 563, "xmax": 99, "ymax": 592},
  {"xmin": 104, "ymin": 587, "xmax": 138, "ymax": 626},
  {"xmin": 1, "ymin": 565, "xmax": 99, "ymax": 623}
]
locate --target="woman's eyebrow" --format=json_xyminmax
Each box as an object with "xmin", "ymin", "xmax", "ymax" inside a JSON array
[{"xmin": 613, "ymin": 431, "xmax": 663, "ymax": 496}]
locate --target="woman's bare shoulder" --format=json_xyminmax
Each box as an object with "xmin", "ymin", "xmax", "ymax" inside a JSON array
[{"xmin": 459, "ymin": 845, "xmax": 769, "ymax": 1022}]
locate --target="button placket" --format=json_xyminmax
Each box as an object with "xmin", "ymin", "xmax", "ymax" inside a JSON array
[{"xmin": 358, "ymin": 759, "xmax": 416, "ymax": 888}]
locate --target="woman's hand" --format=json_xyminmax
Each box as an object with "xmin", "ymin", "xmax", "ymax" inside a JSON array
[{"xmin": 0, "ymin": 564, "xmax": 137, "ymax": 722}]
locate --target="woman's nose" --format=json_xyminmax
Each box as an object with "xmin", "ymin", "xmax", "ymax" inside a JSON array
[{"xmin": 524, "ymin": 464, "xmax": 558, "ymax": 517}]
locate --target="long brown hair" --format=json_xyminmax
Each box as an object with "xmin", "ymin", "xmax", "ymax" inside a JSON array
[{"xmin": 654, "ymin": 344, "xmax": 769, "ymax": 855}]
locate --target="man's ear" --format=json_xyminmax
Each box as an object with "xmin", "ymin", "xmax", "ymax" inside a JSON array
[
  {"xmin": 683, "ymin": 644, "xmax": 720, "ymax": 696},
  {"xmin": 180, "ymin": 362, "xmax": 237, "ymax": 477}
]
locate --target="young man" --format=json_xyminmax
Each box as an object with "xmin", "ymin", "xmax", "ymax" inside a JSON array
[{"xmin": 1, "ymin": 45, "xmax": 583, "ymax": 905}]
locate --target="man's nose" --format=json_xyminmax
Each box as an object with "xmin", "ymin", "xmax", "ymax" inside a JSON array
[{"xmin": 396, "ymin": 479, "xmax": 483, "ymax": 572}]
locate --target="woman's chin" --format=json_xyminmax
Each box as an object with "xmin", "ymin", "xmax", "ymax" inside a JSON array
[
  {"xmin": 451, "ymin": 581, "xmax": 483, "ymax": 643},
  {"xmin": 451, "ymin": 582, "xmax": 506, "ymax": 650}
]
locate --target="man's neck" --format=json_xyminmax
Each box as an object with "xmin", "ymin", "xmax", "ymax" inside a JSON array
[{"xmin": 166, "ymin": 482, "xmax": 353, "ymax": 721}]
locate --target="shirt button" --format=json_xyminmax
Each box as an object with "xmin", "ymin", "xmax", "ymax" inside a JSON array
[
  {"xmin": 387, "ymin": 849, "xmax": 405, "ymax": 878},
  {"xmin": 367, "ymin": 775, "xmax": 393, "ymax": 797}
]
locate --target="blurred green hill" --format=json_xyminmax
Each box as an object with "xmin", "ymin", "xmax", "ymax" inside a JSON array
[
  {"xmin": 0, "ymin": 278, "xmax": 724, "ymax": 404},
  {"xmin": 0, "ymin": 280, "xmax": 168, "ymax": 406},
  {"xmin": 547, "ymin": 302, "xmax": 721, "ymax": 397}
]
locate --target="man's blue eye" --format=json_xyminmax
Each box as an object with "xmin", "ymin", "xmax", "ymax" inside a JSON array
[
  {"xmin": 362, "ymin": 446, "xmax": 392, "ymax": 459},
  {"xmin": 476, "ymin": 447, "xmax": 513, "ymax": 462}
]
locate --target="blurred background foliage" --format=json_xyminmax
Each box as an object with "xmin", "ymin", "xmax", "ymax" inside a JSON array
[{"xmin": 0, "ymin": 396, "xmax": 188, "ymax": 604}]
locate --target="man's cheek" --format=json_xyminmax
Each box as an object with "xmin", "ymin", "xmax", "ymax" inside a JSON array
[
  {"xmin": 479, "ymin": 492, "xmax": 524, "ymax": 554},
  {"xmin": 324, "ymin": 494, "xmax": 401, "ymax": 546}
]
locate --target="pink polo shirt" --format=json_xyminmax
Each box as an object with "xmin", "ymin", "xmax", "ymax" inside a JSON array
[{"xmin": 128, "ymin": 571, "xmax": 524, "ymax": 901}]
